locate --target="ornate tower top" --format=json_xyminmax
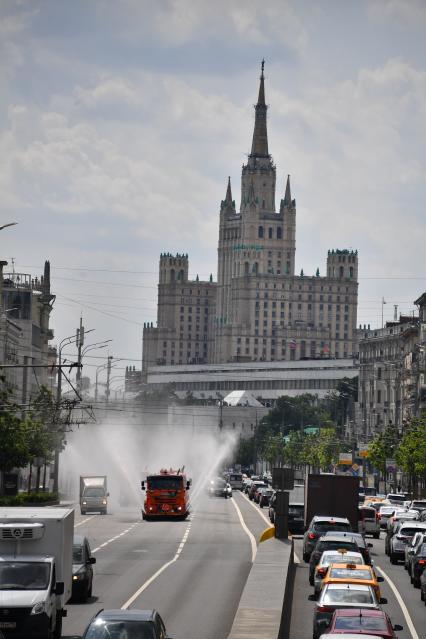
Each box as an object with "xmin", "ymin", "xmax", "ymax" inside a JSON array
[{"xmin": 250, "ymin": 59, "xmax": 269, "ymax": 158}]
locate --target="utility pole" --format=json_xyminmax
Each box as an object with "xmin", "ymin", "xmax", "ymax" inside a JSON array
[
  {"xmin": 105, "ymin": 355, "xmax": 113, "ymax": 403},
  {"xmin": 76, "ymin": 317, "xmax": 84, "ymax": 393}
]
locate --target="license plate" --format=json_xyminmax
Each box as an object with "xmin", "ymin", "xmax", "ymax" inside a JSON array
[
  {"xmin": 161, "ymin": 504, "xmax": 170, "ymax": 511},
  {"xmin": 0, "ymin": 622, "xmax": 16, "ymax": 629}
]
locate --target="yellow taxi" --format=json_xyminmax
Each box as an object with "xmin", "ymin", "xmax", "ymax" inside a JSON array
[{"xmin": 320, "ymin": 562, "xmax": 383, "ymax": 600}]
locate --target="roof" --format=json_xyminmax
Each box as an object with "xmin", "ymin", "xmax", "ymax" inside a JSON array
[
  {"xmin": 95, "ymin": 610, "xmax": 156, "ymax": 621},
  {"xmin": 325, "ymin": 583, "xmax": 371, "ymax": 591},
  {"xmin": 223, "ymin": 390, "xmax": 263, "ymax": 407},
  {"xmin": 320, "ymin": 635, "xmax": 385, "ymax": 639},
  {"xmin": 313, "ymin": 516, "xmax": 350, "ymax": 523}
]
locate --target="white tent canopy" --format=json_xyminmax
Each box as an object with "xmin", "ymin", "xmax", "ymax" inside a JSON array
[{"xmin": 223, "ymin": 390, "xmax": 263, "ymax": 407}]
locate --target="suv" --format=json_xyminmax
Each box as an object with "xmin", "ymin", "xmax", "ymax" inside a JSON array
[
  {"xmin": 309, "ymin": 536, "xmax": 361, "ymax": 585},
  {"xmin": 358, "ymin": 505, "xmax": 380, "ymax": 538},
  {"xmin": 303, "ymin": 517, "xmax": 352, "ymax": 563},
  {"xmin": 389, "ymin": 522, "xmax": 426, "ymax": 564}
]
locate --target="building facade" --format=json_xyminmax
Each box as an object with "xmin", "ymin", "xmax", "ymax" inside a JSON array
[
  {"xmin": 354, "ymin": 293, "xmax": 426, "ymax": 440},
  {"xmin": 1, "ymin": 261, "xmax": 55, "ymax": 405},
  {"xmin": 143, "ymin": 65, "xmax": 359, "ymax": 380}
]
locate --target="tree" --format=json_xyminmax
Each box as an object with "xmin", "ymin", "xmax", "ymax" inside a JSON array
[
  {"xmin": 367, "ymin": 421, "xmax": 399, "ymax": 491},
  {"xmin": 234, "ymin": 436, "xmax": 254, "ymax": 468},
  {"xmin": 396, "ymin": 415, "xmax": 426, "ymax": 496}
]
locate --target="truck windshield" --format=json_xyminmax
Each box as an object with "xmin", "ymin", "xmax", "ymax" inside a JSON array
[
  {"xmin": 84, "ymin": 487, "xmax": 105, "ymax": 498},
  {"xmin": 148, "ymin": 477, "xmax": 182, "ymax": 490},
  {"xmin": 0, "ymin": 562, "xmax": 50, "ymax": 590}
]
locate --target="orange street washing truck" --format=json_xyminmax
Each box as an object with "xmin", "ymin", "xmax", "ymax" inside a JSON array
[{"xmin": 141, "ymin": 468, "xmax": 191, "ymax": 520}]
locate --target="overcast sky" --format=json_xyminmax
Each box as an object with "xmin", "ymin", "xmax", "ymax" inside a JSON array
[{"xmin": 1, "ymin": 0, "xmax": 425, "ymax": 383}]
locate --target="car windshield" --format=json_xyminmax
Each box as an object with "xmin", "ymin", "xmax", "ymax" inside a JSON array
[
  {"xmin": 321, "ymin": 554, "xmax": 363, "ymax": 566},
  {"xmin": 0, "ymin": 561, "xmax": 50, "ymax": 590},
  {"xmin": 148, "ymin": 477, "xmax": 182, "ymax": 490},
  {"xmin": 84, "ymin": 487, "xmax": 105, "ymax": 498},
  {"xmin": 318, "ymin": 541, "xmax": 357, "ymax": 553},
  {"xmin": 329, "ymin": 568, "xmax": 372, "ymax": 580},
  {"xmin": 73, "ymin": 545, "xmax": 84, "ymax": 563},
  {"xmin": 323, "ymin": 589, "xmax": 374, "ymax": 605},
  {"xmin": 84, "ymin": 620, "xmax": 156, "ymax": 639},
  {"xmin": 230, "ymin": 474, "xmax": 242, "ymax": 481},
  {"xmin": 314, "ymin": 522, "xmax": 351, "ymax": 533},
  {"xmin": 212, "ymin": 478, "xmax": 226, "ymax": 488},
  {"xmin": 334, "ymin": 616, "xmax": 387, "ymax": 631},
  {"xmin": 289, "ymin": 506, "xmax": 304, "ymax": 516},
  {"xmin": 400, "ymin": 527, "xmax": 423, "ymax": 536}
]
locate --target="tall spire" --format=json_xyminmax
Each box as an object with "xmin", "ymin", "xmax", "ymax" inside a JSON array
[
  {"xmin": 250, "ymin": 59, "xmax": 269, "ymax": 158},
  {"xmin": 225, "ymin": 176, "xmax": 232, "ymax": 205},
  {"xmin": 284, "ymin": 174, "xmax": 291, "ymax": 205}
]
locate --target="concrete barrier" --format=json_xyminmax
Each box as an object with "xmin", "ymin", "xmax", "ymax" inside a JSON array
[{"xmin": 228, "ymin": 537, "xmax": 294, "ymax": 639}]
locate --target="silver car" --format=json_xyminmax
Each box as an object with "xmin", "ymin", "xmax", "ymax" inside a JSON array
[
  {"xmin": 313, "ymin": 583, "xmax": 384, "ymax": 639},
  {"xmin": 313, "ymin": 550, "xmax": 364, "ymax": 596}
]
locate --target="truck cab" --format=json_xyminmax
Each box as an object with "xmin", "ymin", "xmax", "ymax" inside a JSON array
[{"xmin": 141, "ymin": 468, "xmax": 191, "ymax": 520}]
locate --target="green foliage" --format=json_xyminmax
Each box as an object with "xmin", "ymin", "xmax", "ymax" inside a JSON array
[
  {"xmin": 0, "ymin": 492, "xmax": 59, "ymax": 506},
  {"xmin": 234, "ymin": 437, "xmax": 254, "ymax": 467},
  {"xmin": 396, "ymin": 415, "xmax": 426, "ymax": 482},
  {"xmin": 260, "ymin": 394, "xmax": 327, "ymax": 439},
  {"xmin": 367, "ymin": 421, "xmax": 399, "ymax": 476}
]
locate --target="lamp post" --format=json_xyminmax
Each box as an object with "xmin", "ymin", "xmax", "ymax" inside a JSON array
[{"xmin": 95, "ymin": 357, "xmax": 123, "ymax": 402}]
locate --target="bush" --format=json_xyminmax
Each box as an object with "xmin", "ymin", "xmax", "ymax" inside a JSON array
[{"xmin": 0, "ymin": 492, "xmax": 59, "ymax": 506}]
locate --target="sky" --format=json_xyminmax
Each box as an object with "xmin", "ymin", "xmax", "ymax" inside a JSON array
[{"xmin": 1, "ymin": 0, "xmax": 425, "ymax": 385}]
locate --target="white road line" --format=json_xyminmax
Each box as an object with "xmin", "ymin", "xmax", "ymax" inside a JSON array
[
  {"xmin": 238, "ymin": 490, "xmax": 273, "ymax": 526},
  {"xmin": 74, "ymin": 516, "xmax": 95, "ymax": 528},
  {"xmin": 230, "ymin": 497, "xmax": 257, "ymax": 563},
  {"xmin": 92, "ymin": 523, "xmax": 138, "ymax": 553},
  {"xmin": 376, "ymin": 565, "xmax": 420, "ymax": 639},
  {"xmin": 121, "ymin": 522, "xmax": 192, "ymax": 608}
]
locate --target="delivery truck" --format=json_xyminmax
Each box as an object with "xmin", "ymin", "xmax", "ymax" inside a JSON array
[
  {"xmin": 79, "ymin": 476, "xmax": 108, "ymax": 515},
  {"xmin": 0, "ymin": 507, "xmax": 74, "ymax": 639},
  {"xmin": 304, "ymin": 473, "xmax": 360, "ymax": 531}
]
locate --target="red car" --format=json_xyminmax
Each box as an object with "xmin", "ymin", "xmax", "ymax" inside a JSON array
[{"xmin": 323, "ymin": 608, "xmax": 403, "ymax": 637}]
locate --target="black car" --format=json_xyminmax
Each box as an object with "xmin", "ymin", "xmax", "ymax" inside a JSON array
[
  {"xmin": 82, "ymin": 609, "xmax": 173, "ymax": 639},
  {"xmin": 409, "ymin": 542, "xmax": 426, "ymax": 587},
  {"xmin": 420, "ymin": 565, "xmax": 426, "ymax": 604},
  {"xmin": 288, "ymin": 503, "xmax": 305, "ymax": 535},
  {"xmin": 207, "ymin": 477, "xmax": 232, "ymax": 498},
  {"xmin": 72, "ymin": 534, "xmax": 96, "ymax": 601},
  {"xmin": 308, "ymin": 536, "xmax": 361, "ymax": 585},
  {"xmin": 302, "ymin": 516, "xmax": 352, "ymax": 562},
  {"xmin": 323, "ymin": 531, "xmax": 373, "ymax": 566}
]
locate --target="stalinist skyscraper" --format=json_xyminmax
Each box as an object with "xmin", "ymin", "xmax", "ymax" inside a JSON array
[{"xmin": 143, "ymin": 64, "xmax": 358, "ymax": 374}]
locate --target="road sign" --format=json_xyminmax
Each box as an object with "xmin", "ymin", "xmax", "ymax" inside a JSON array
[
  {"xmin": 358, "ymin": 444, "xmax": 369, "ymax": 458},
  {"xmin": 339, "ymin": 453, "xmax": 353, "ymax": 465},
  {"xmin": 272, "ymin": 467, "xmax": 294, "ymax": 491},
  {"xmin": 386, "ymin": 459, "xmax": 396, "ymax": 473}
]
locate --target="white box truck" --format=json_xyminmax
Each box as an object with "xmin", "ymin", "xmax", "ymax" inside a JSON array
[
  {"xmin": 79, "ymin": 476, "xmax": 108, "ymax": 515},
  {"xmin": 0, "ymin": 507, "xmax": 74, "ymax": 639}
]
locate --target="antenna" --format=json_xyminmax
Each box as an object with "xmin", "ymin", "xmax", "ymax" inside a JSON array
[
  {"xmin": 394, "ymin": 305, "xmax": 398, "ymax": 321},
  {"xmin": 11, "ymin": 257, "xmax": 15, "ymax": 275}
]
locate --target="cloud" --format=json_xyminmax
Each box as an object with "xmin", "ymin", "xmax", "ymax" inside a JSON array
[{"xmin": 368, "ymin": 0, "xmax": 426, "ymax": 25}]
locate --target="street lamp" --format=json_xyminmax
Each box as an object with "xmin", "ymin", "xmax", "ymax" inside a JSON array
[{"xmin": 94, "ymin": 357, "xmax": 123, "ymax": 402}]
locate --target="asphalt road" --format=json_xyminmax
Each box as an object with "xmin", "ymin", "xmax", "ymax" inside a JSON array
[
  {"xmin": 62, "ymin": 491, "xmax": 268, "ymax": 639},
  {"xmin": 290, "ymin": 532, "xmax": 425, "ymax": 639}
]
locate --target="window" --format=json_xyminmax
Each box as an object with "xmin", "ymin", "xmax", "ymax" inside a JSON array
[
  {"xmin": 277, "ymin": 227, "xmax": 282, "ymax": 239},
  {"xmin": 258, "ymin": 226, "xmax": 264, "ymax": 238},
  {"xmin": 268, "ymin": 227, "xmax": 273, "ymax": 239}
]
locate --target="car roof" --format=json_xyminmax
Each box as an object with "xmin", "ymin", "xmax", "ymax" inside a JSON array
[
  {"xmin": 333, "ymin": 608, "xmax": 385, "ymax": 617},
  {"xmin": 325, "ymin": 583, "xmax": 371, "ymax": 591},
  {"xmin": 400, "ymin": 522, "xmax": 426, "ymax": 530},
  {"xmin": 319, "ymin": 535, "xmax": 358, "ymax": 543},
  {"xmin": 312, "ymin": 516, "xmax": 350, "ymax": 523},
  {"xmin": 320, "ymin": 635, "xmax": 384, "ymax": 639},
  {"xmin": 328, "ymin": 563, "xmax": 373, "ymax": 573},
  {"xmin": 94, "ymin": 609, "xmax": 156, "ymax": 622},
  {"xmin": 321, "ymin": 551, "xmax": 363, "ymax": 559}
]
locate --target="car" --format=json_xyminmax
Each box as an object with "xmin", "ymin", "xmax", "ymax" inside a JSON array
[
  {"xmin": 313, "ymin": 551, "xmax": 365, "ymax": 596},
  {"xmin": 320, "ymin": 608, "xmax": 402, "ymax": 638},
  {"xmin": 207, "ymin": 477, "xmax": 232, "ymax": 498},
  {"xmin": 404, "ymin": 531, "xmax": 426, "ymax": 569},
  {"xmin": 258, "ymin": 487, "xmax": 274, "ymax": 508},
  {"xmin": 385, "ymin": 493, "xmax": 410, "ymax": 507},
  {"xmin": 81, "ymin": 609, "xmax": 173, "ymax": 639},
  {"xmin": 248, "ymin": 480, "xmax": 267, "ymax": 500},
  {"xmin": 253, "ymin": 484, "xmax": 268, "ymax": 503},
  {"xmin": 225, "ymin": 472, "xmax": 243, "ymax": 490},
  {"xmin": 389, "ymin": 522, "xmax": 426, "ymax": 564},
  {"xmin": 288, "ymin": 503, "xmax": 305, "ymax": 535},
  {"xmin": 385, "ymin": 520, "xmax": 405, "ymax": 556},
  {"xmin": 409, "ymin": 500, "xmax": 426, "ymax": 513},
  {"xmin": 420, "ymin": 565, "xmax": 426, "ymax": 604},
  {"xmin": 303, "ymin": 517, "xmax": 352, "ymax": 563},
  {"xmin": 309, "ymin": 536, "xmax": 362, "ymax": 585},
  {"xmin": 313, "ymin": 583, "xmax": 383, "ymax": 639},
  {"xmin": 378, "ymin": 506, "xmax": 396, "ymax": 529},
  {"xmin": 358, "ymin": 506, "xmax": 381, "ymax": 539},
  {"xmin": 320, "ymin": 562, "xmax": 384, "ymax": 601},
  {"xmin": 243, "ymin": 478, "xmax": 253, "ymax": 494},
  {"xmin": 323, "ymin": 531, "xmax": 373, "ymax": 566},
  {"xmin": 408, "ymin": 542, "xmax": 426, "ymax": 587},
  {"xmin": 72, "ymin": 534, "xmax": 96, "ymax": 601}
]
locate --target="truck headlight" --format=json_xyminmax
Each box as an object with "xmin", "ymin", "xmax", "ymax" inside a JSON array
[
  {"xmin": 31, "ymin": 602, "xmax": 46, "ymax": 615},
  {"xmin": 82, "ymin": 501, "xmax": 87, "ymax": 505},
  {"xmin": 102, "ymin": 500, "xmax": 107, "ymax": 505}
]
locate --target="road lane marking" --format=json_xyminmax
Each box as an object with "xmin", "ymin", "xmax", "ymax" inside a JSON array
[
  {"xmin": 75, "ymin": 515, "xmax": 95, "ymax": 527},
  {"xmin": 375, "ymin": 565, "xmax": 420, "ymax": 639},
  {"xmin": 230, "ymin": 497, "xmax": 257, "ymax": 563},
  {"xmin": 238, "ymin": 490, "xmax": 272, "ymax": 526},
  {"xmin": 92, "ymin": 524, "xmax": 138, "ymax": 553},
  {"xmin": 121, "ymin": 521, "xmax": 192, "ymax": 608}
]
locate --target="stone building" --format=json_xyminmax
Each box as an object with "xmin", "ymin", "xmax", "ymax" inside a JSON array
[
  {"xmin": 143, "ymin": 65, "xmax": 359, "ymax": 378},
  {"xmin": 1, "ymin": 261, "xmax": 55, "ymax": 404},
  {"xmin": 355, "ymin": 293, "xmax": 426, "ymax": 440}
]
